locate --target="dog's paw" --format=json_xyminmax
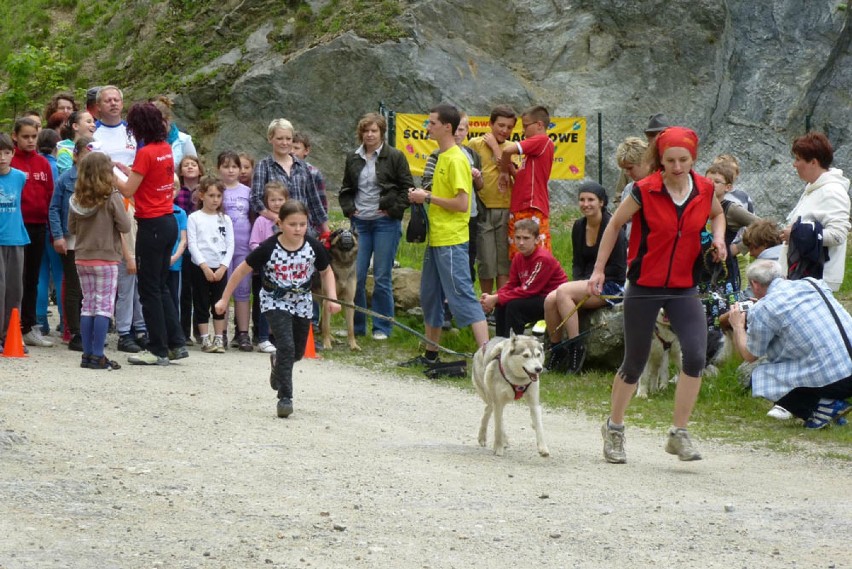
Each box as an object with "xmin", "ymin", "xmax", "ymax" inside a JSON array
[
  {"xmin": 494, "ymin": 445, "xmax": 505, "ymax": 457},
  {"xmin": 702, "ymin": 364, "xmax": 719, "ymax": 378},
  {"xmin": 322, "ymin": 340, "xmax": 333, "ymax": 350},
  {"xmin": 636, "ymin": 387, "xmax": 649, "ymax": 399},
  {"xmin": 478, "ymin": 437, "xmax": 487, "ymax": 447},
  {"xmin": 538, "ymin": 446, "xmax": 550, "ymax": 457},
  {"xmin": 349, "ymin": 341, "xmax": 361, "ymax": 352}
]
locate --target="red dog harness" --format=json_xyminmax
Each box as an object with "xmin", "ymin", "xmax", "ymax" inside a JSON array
[{"xmin": 497, "ymin": 357, "xmax": 533, "ymax": 400}]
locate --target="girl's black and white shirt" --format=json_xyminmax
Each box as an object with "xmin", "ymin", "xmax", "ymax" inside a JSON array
[{"xmin": 245, "ymin": 234, "xmax": 329, "ymax": 318}]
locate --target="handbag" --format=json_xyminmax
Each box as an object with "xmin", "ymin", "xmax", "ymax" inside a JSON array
[{"xmin": 406, "ymin": 203, "xmax": 428, "ymax": 243}]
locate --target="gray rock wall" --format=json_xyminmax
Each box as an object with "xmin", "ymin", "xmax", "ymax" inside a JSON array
[{"xmin": 180, "ymin": 0, "xmax": 851, "ymax": 221}]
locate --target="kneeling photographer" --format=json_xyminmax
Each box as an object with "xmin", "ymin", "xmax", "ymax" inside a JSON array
[{"xmin": 728, "ymin": 260, "xmax": 852, "ymax": 428}]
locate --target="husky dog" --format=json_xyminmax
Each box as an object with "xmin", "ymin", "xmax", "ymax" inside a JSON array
[
  {"xmin": 472, "ymin": 333, "xmax": 549, "ymax": 457},
  {"xmin": 637, "ymin": 310, "xmax": 731, "ymax": 398},
  {"xmin": 316, "ymin": 228, "xmax": 359, "ymax": 351},
  {"xmin": 636, "ymin": 312, "xmax": 682, "ymax": 398}
]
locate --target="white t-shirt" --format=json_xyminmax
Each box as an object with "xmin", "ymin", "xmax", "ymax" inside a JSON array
[
  {"xmin": 187, "ymin": 210, "xmax": 234, "ymax": 269},
  {"xmin": 94, "ymin": 121, "xmax": 137, "ymax": 166}
]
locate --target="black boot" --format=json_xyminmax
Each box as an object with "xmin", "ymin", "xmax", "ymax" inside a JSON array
[{"xmin": 567, "ymin": 342, "xmax": 587, "ymax": 375}]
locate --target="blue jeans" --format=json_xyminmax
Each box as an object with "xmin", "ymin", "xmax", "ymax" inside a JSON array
[
  {"xmin": 352, "ymin": 216, "xmax": 401, "ymax": 336},
  {"xmin": 36, "ymin": 234, "xmax": 64, "ymax": 332},
  {"xmin": 420, "ymin": 243, "xmax": 485, "ymax": 329}
]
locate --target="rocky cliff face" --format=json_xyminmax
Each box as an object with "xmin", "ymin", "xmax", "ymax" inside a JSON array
[{"xmin": 178, "ymin": 0, "xmax": 851, "ymax": 219}]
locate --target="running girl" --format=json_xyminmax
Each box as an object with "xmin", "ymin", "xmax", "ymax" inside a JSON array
[
  {"xmin": 249, "ymin": 180, "xmax": 289, "ymax": 353},
  {"xmin": 215, "ymin": 201, "xmax": 339, "ymax": 418}
]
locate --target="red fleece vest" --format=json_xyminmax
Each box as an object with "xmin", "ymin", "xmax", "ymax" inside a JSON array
[{"xmin": 626, "ymin": 170, "xmax": 714, "ymax": 288}]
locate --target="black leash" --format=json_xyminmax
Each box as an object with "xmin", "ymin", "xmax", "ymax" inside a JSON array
[
  {"xmin": 311, "ymin": 292, "xmax": 475, "ymax": 359},
  {"xmin": 313, "ymin": 288, "xmax": 724, "ymax": 360}
]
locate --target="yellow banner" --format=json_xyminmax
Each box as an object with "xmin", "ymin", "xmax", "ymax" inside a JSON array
[{"xmin": 394, "ymin": 113, "xmax": 586, "ymax": 179}]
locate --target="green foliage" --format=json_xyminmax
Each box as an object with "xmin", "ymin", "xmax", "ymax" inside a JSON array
[
  {"xmin": 0, "ymin": 0, "xmax": 409, "ymax": 123},
  {"xmin": 0, "ymin": 44, "xmax": 71, "ymax": 127}
]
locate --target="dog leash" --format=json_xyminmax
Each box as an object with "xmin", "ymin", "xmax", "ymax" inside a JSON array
[
  {"xmin": 313, "ymin": 289, "xmax": 724, "ymax": 360},
  {"xmin": 310, "ymin": 292, "xmax": 475, "ymax": 359}
]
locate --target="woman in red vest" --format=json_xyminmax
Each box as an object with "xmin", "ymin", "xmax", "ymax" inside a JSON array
[{"xmin": 588, "ymin": 126, "xmax": 726, "ymax": 465}]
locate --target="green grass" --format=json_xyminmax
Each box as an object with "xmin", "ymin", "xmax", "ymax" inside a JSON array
[{"xmin": 319, "ymin": 207, "xmax": 852, "ymax": 461}]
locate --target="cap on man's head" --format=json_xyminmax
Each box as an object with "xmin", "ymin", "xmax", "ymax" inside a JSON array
[
  {"xmin": 644, "ymin": 113, "xmax": 670, "ymax": 135},
  {"xmin": 86, "ymin": 87, "xmax": 102, "ymax": 107}
]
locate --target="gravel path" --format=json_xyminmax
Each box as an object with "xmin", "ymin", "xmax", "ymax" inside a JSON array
[{"xmin": 1, "ymin": 341, "xmax": 850, "ymax": 569}]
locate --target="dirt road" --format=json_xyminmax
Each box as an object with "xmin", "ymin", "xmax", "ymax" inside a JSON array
[{"xmin": 1, "ymin": 342, "xmax": 850, "ymax": 568}]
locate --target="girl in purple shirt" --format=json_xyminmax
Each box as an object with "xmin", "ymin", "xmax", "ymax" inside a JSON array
[{"xmin": 219, "ymin": 150, "xmax": 254, "ymax": 351}]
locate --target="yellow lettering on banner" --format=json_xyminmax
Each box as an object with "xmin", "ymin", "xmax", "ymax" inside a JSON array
[{"xmin": 394, "ymin": 114, "xmax": 586, "ymax": 179}]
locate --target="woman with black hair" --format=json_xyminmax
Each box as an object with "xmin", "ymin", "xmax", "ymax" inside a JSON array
[{"xmin": 543, "ymin": 181, "xmax": 626, "ymax": 374}]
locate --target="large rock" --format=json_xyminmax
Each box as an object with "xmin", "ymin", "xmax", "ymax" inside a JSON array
[
  {"xmin": 581, "ymin": 304, "xmax": 625, "ymax": 370},
  {"xmin": 176, "ymin": 0, "xmax": 851, "ymax": 221},
  {"xmin": 365, "ymin": 267, "xmax": 422, "ymax": 311}
]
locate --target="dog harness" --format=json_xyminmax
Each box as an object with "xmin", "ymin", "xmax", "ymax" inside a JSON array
[
  {"xmin": 496, "ymin": 356, "xmax": 533, "ymax": 400},
  {"xmin": 261, "ymin": 279, "xmax": 311, "ymax": 299},
  {"xmin": 653, "ymin": 325, "xmax": 674, "ymax": 352}
]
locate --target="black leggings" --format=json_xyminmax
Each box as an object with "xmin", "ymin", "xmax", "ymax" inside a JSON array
[
  {"xmin": 776, "ymin": 375, "xmax": 852, "ymax": 420},
  {"xmin": 265, "ymin": 309, "xmax": 310, "ymax": 400},
  {"xmin": 190, "ymin": 263, "xmax": 227, "ymax": 323},
  {"xmin": 619, "ymin": 285, "xmax": 707, "ymax": 383},
  {"xmin": 21, "ymin": 223, "xmax": 46, "ymax": 333}
]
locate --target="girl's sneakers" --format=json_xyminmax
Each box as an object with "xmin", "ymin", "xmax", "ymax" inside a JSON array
[
  {"xmin": 236, "ymin": 331, "xmax": 254, "ymax": 352},
  {"xmin": 86, "ymin": 354, "xmax": 122, "ymax": 370}
]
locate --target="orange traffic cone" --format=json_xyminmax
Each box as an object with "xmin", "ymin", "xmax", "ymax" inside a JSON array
[
  {"xmin": 3, "ymin": 308, "xmax": 27, "ymax": 358},
  {"xmin": 303, "ymin": 325, "xmax": 318, "ymax": 359}
]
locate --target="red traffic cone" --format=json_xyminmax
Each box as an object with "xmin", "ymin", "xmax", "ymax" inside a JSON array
[
  {"xmin": 3, "ymin": 308, "xmax": 27, "ymax": 358},
  {"xmin": 303, "ymin": 325, "xmax": 318, "ymax": 359}
]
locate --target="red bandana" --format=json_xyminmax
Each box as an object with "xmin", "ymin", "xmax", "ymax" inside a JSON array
[{"xmin": 656, "ymin": 126, "xmax": 699, "ymax": 160}]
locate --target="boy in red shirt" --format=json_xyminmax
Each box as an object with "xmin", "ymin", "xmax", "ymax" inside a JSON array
[
  {"xmin": 11, "ymin": 117, "xmax": 55, "ymax": 347},
  {"xmin": 480, "ymin": 218, "xmax": 566, "ymax": 338},
  {"xmin": 499, "ymin": 106, "xmax": 554, "ymax": 258}
]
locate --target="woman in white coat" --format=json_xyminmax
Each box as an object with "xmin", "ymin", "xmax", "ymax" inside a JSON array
[{"xmin": 782, "ymin": 132, "xmax": 851, "ymax": 291}]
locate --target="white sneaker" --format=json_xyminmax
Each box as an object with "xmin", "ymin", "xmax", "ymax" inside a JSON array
[
  {"xmin": 664, "ymin": 427, "xmax": 702, "ymax": 461},
  {"xmin": 372, "ymin": 331, "xmax": 388, "ymax": 341},
  {"xmin": 258, "ymin": 340, "xmax": 277, "ymax": 353},
  {"xmin": 601, "ymin": 422, "xmax": 627, "ymax": 464},
  {"xmin": 767, "ymin": 405, "xmax": 793, "ymax": 421},
  {"xmin": 23, "ymin": 329, "xmax": 54, "ymax": 347}
]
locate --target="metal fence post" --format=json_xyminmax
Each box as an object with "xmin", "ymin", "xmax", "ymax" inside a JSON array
[
  {"xmin": 378, "ymin": 101, "xmax": 396, "ymax": 146},
  {"xmin": 597, "ymin": 112, "xmax": 603, "ymax": 185}
]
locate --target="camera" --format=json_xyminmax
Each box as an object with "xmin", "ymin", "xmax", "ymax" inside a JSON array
[{"xmin": 738, "ymin": 300, "xmax": 754, "ymax": 312}]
